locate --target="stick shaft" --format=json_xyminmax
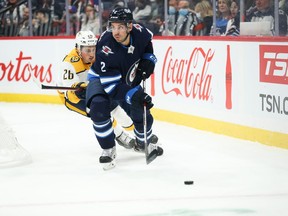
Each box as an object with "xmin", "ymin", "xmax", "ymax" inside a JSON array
[
  {"xmin": 27, "ymin": 63, "xmax": 79, "ymax": 91},
  {"xmin": 143, "ymin": 79, "xmax": 147, "ymax": 147},
  {"xmin": 41, "ymin": 84, "xmax": 79, "ymax": 90}
]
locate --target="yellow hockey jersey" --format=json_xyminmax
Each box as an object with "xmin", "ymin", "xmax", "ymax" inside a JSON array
[{"xmin": 57, "ymin": 49, "xmax": 93, "ymax": 116}]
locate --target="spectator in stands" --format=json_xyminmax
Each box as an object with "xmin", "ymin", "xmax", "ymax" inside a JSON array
[
  {"xmin": 54, "ymin": 0, "xmax": 87, "ymax": 35},
  {"xmin": 173, "ymin": 0, "xmax": 199, "ymax": 36},
  {"xmin": 146, "ymin": 0, "xmax": 164, "ymax": 35},
  {"xmin": 80, "ymin": 4, "xmax": 100, "ymax": 36},
  {"xmin": 0, "ymin": 0, "xmax": 26, "ymax": 36},
  {"xmin": 160, "ymin": 0, "xmax": 178, "ymax": 35},
  {"xmin": 33, "ymin": 8, "xmax": 51, "ymax": 36},
  {"xmin": 279, "ymin": 0, "xmax": 286, "ymax": 12},
  {"xmin": 18, "ymin": 5, "xmax": 30, "ymax": 36},
  {"xmin": 210, "ymin": 0, "xmax": 232, "ymax": 35},
  {"xmin": 225, "ymin": 0, "xmax": 240, "ymax": 36},
  {"xmin": 68, "ymin": 0, "xmax": 87, "ymax": 35},
  {"xmin": 132, "ymin": 0, "xmax": 152, "ymax": 26},
  {"xmin": 49, "ymin": 0, "xmax": 65, "ymax": 35},
  {"xmin": 246, "ymin": 0, "xmax": 288, "ymax": 36},
  {"xmin": 279, "ymin": 0, "xmax": 287, "ymax": 15},
  {"xmin": 34, "ymin": 0, "xmax": 64, "ymax": 36},
  {"xmin": 194, "ymin": 0, "xmax": 213, "ymax": 36}
]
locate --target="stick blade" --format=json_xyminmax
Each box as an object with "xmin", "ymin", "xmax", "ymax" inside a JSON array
[
  {"xmin": 145, "ymin": 143, "xmax": 158, "ymax": 164},
  {"xmin": 27, "ymin": 63, "xmax": 42, "ymax": 88},
  {"xmin": 145, "ymin": 149, "xmax": 158, "ymax": 164}
]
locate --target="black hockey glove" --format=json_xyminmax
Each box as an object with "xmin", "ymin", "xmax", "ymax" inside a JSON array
[
  {"xmin": 131, "ymin": 53, "xmax": 157, "ymax": 87},
  {"xmin": 72, "ymin": 82, "xmax": 87, "ymax": 100},
  {"xmin": 125, "ymin": 86, "xmax": 154, "ymax": 110}
]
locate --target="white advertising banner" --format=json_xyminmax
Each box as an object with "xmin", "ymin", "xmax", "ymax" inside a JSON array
[
  {"xmin": 0, "ymin": 37, "xmax": 287, "ymax": 136},
  {"xmin": 152, "ymin": 38, "xmax": 288, "ymax": 134},
  {"xmin": 0, "ymin": 38, "xmax": 74, "ymax": 94}
]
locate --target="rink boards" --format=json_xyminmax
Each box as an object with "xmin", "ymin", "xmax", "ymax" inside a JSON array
[{"xmin": 0, "ymin": 36, "xmax": 287, "ymax": 149}]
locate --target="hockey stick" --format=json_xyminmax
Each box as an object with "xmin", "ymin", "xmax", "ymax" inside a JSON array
[
  {"xmin": 142, "ymin": 73, "xmax": 158, "ymax": 164},
  {"xmin": 40, "ymin": 84, "xmax": 80, "ymax": 90},
  {"xmin": 27, "ymin": 63, "xmax": 80, "ymax": 91}
]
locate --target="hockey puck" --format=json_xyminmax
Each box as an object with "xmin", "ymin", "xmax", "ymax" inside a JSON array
[{"xmin": 184, "ymin": 180, "xmax": 194, "ymax": 185}]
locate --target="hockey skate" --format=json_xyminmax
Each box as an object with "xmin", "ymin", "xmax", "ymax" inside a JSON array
[
  {"xmin": 116, "ymin": 131, "xmax": 135, "ymax": 149},
  {"xmin": 134, "ymin": 134, "xmax": 163, "ymax": 156},
  {"xmin": 99, "ymin": 146, "xmax": 116, "ymax": 170}
]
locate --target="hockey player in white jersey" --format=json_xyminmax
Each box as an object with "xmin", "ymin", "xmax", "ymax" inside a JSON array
[{"xmin": 57, "ymin": 30, "xmax": 135, "ymax": 149}]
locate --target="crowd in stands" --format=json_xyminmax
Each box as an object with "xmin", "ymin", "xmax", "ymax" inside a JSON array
[{"xmin": 0, "ymin": 0, "xmax": 287, "ymax": 37}]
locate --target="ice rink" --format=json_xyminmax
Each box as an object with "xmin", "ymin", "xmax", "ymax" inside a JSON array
[{"xmin": 0, "ymin": 102, "xmax": 288, "ymax": 216}]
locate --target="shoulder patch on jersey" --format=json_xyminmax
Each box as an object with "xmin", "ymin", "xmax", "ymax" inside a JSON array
[
  {"xmin": 70, "ymin": 56, "xmax": 80, "ymax": 63},
  {"xmin": 133, "ymin": 24, "xmax": 143, "ymax": 32},
  {"xmin": 101, "ymin": 46, "xmax": 114, "ymax": 56}
]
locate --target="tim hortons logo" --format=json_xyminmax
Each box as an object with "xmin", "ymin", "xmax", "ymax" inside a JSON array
[
  {"xmin": 0, "ymin": 51, "xmax": 52, "ymax": 83},
  {"xmin": 259, "ymin": 45, "xmax": 288, "ymax": 85},
  {"xmin": 161, "ymin": 46, "xmax": 213, "ymax": 101}
]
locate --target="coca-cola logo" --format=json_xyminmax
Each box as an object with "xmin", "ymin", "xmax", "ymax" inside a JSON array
[
  {"xmin": 0, "ymin": 51, "xmax": 53, "ymax": 83},
  {"xmin": 160, "ymin": 46, "xmax": 213, "ymax": 101}
]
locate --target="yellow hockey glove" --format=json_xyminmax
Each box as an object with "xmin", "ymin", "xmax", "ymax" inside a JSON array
[{"xmin": 66, "ymin": 82, "xmax": 87, "ymax": 103}]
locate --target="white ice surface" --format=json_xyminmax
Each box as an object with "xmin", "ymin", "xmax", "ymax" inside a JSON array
[{"xmin": 0, "ymin": 102, "xmax": 288, "ymax": 216}]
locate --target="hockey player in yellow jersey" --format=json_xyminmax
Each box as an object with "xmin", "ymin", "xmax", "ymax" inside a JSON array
[{"xmin": 57, "ymin": 30, "xmax": 135, "ymax": 149}]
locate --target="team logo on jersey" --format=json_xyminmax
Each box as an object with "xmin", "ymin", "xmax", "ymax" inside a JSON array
[
  {"xmin": 101, "ymin": 46, "xmax": 114, "ymax": 56},
  {"xmin": 70, "ymin": 56, "xmax": 80, "ymax": 62},
  {"xmin": 133, "ymin": 24, "xmax": 143, "ymax": 32},
  {"xmin": 126, "ymin": 60, "xmax": 139, "ymax": 86}
]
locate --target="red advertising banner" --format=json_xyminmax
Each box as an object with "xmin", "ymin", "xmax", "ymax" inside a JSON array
[{"xmin": 259, "ymin": 45, "xmax": 288, "ymax": 85}]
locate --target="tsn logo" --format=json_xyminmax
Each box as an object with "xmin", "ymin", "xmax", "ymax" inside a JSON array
[{"xmin": 259, "ymin": 45, "xmax": 288, "ymax": 85}]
